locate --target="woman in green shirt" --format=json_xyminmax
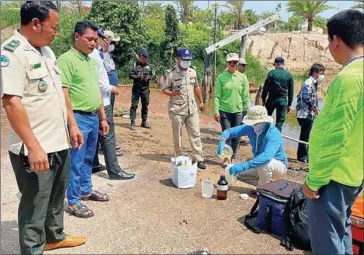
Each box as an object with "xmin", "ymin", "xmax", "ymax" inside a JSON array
[{"xmin": 214, "ymin": 53, "xmax": 250, "ymax": 165}]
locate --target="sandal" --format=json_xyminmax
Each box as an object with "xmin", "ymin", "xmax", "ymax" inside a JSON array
[
  {"xmin": 81, "ymin": 190, "xmax": 109, "ymax": 202},
  {"xmin": 65, "ymin": 203, "xmax": 94, "ymax": 218},
  {"xmin": 115, "ymin": 145, "xmax": 121, "ymax": 150}
]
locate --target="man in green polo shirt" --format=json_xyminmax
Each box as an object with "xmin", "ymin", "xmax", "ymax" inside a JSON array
[
  {"xmin": 57, "ymin": 20, "xmax": 110, "ymax": 218},
  {"xmin": 302, "ymin": 10, "xmax": 363, "ymax": 254},
  {"xmin": 261, "ymin": 57, "xmax": 294, "ymax": 132}
]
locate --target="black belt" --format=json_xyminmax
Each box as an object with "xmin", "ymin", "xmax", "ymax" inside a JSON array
[{"xmin": 73, "ymin": 110, "xmax": 98, "ymax": 116}]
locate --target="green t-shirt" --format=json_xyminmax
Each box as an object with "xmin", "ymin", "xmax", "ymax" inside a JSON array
[
  {"xmin": 57, "ymin": 47, "xmax": 101, "ymax": 112},
  {"xmin": 307, "ymin": 59, "xmax": 363, "ymax": 191},
  {"xmin": 214, "ymin": 70, "xmax": 250, "ymax": 114}
]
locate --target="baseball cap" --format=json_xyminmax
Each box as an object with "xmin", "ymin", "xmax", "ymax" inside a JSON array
[
  {"xmin": 103, "ymin": 30, "xmax": 120, "ymax": 42},
  {"xmin": 139, "ymin": 49, "xmax": 149, "ymax": 57},
  {"xmin": 176, "ymin": 48, "xmax": 192, "ymax": 60},
  {"xmin": 274, "ymin": 57, "xmax": 284, "ymax": 65},
  {"xmin": 238, "ymin": 58, "xmax": 247, "ymax": 65},
  {"xmin": 226, "ymin": 53, "xmax": 239, "ymax": 62},
  {"xmin": 97, "ymin": 28, "xmax": 105, "ymax": 38}
]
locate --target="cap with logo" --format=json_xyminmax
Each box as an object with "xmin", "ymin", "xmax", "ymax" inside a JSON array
[
  {"xmin": 103, "ymin": 30, "xmax": 120, "ymax": 42},
  {"xmin": 274, "ymin": 57, "xmax": 284, "ymax": 65},
  {"xmin": 139, "ymin": 49, "xmax": 149, "ymax": 58},
  {"xmin": 238, "ymin": 58, "xmax": 247, "ymax": 65},
  {"xmin": 226, "ymin": 53, "xmax": 239, "ymax": 62},
  {"xmin": 176, "ymin": 48, "xmax": 192, "ymax": 60}
]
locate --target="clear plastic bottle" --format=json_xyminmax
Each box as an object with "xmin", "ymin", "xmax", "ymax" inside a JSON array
[{"xmin": 216, "ymin": 175, "xmax": 228, "ymax": 200}]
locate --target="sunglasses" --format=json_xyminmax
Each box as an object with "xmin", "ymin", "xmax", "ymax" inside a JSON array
[{"xmin": 228, "ymin": 61, "xmax": 238, "ymax": 65}]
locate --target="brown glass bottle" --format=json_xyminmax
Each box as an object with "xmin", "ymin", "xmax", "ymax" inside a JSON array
[{"xmin": 216, "ymin": 175, "xmax": 228, "ymax": 200}]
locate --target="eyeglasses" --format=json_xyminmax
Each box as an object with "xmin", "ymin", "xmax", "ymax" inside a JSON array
[{"xmin": 228, "ymin": 61, "xmax": 238, "ymax": 65}]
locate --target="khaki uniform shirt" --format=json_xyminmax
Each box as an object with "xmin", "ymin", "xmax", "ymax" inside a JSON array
[
  {"xmin": 1, "ymin": 30, "xmax": 69, "ymax": 155},
  {"xmin": 162, "ymin": 65, "xmax": 199, "ymax": 116}
]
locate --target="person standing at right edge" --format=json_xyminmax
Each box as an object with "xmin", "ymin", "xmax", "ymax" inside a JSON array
[
  {"xmin": 261, "ymin": 57, "xmax": 294, "ymax": 132},
  {"xmin": 303, "ymin": 10, "xmax": 364, "ymax": 255},
  {"xmin": 162, "ymin": 48, "xmax": 206, "ymax": 170},
  {"xmin": 129, "ymin": 50, "xmax": 154, "ymax": 131}
]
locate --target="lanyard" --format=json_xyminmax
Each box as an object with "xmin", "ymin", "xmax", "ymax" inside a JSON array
[{"xmin": 343, "ymin": 55, "xmax": 364, "ymax": 67}]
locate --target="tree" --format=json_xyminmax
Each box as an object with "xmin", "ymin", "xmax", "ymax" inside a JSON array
[
  {"xmin": 260, "ymin": 11, "xmax": 276, "ymax": 30},
  {"xmin": 226, "ymin": 0, "xmax": 244, "ymax": 29},
  {"xmin": 242, "ymin": 9, "xmax": 259, "ymax": 25},
  {"xmin": 286, "ymin": 15, "xmax": 305, "ymax": 31},
  {"xmin": 163, "ymin": 5, "xmax": 180, "ymax": 70},
  {"xmin": 313, "ymin": 16, "xmax": 327, "ymax": 29},
  {"xmin": 217, "ymin": 10, "xmax": 235, "ymax": 30},
  {"xmin": 87, "ymin": 1, "xmax": 147, "ymax": 75},
  {"xmin": 352, "ymin": 0, "xmax": 364, "ymax": 10},
  {"xmin": 192, "ymin": 7, "xmax": 213, "ymax": 26},
  {"xmin": 287, "ymin": 0, "xmax": 332, "ymax": 31},
  {"xmin": 176, "ymin": 0, "xmax": 194, "ymax": 24}
]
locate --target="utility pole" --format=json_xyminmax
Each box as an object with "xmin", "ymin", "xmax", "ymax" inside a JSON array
[{"xmin": 213, "ymin": 2, "xmax": 217, "ymax": 87}]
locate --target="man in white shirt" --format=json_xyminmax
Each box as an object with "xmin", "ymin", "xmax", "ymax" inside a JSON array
[{"xmin": 89, "ymin": 29, "xmax": 135, "ymax": 180}]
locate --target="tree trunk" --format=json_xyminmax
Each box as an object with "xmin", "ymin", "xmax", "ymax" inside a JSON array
[{"xmin": 308, "ymin": 20, "xmax": 313, "ymax": 32}]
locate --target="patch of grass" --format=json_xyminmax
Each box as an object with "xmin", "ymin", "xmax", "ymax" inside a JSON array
[{"xmin": 293, "ymin": 72, "xmax": 309, "ymax": 81}]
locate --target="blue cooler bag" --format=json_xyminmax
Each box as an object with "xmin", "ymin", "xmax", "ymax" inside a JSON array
[{"xmin": 245, "ymin": 179, "xmax": 301, "ymax": 238}]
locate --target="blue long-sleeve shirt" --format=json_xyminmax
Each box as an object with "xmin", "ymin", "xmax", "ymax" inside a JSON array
[{"xmin": 221, "ymin": 123, "xmax": 288, "ymax": 170}]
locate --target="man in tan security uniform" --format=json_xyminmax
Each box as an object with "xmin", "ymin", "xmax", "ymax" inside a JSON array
[
  {"xmin": 162, "ymin": 48, "xmax": 206, "ymax": 169},
  {"xmin": 0, "ymin": 2, "xmax": 85, "ymax": 254}
]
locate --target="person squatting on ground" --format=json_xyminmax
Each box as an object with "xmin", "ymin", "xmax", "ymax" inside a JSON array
[
  {"xmin": 162, "ymin": 48, "xmax": 206, "ymax": 170},
  {"xmin": 214, "ymin": 53, "xmax": 250, "ymax": 167},
  {"xmin": 262, "ymin": 57, "xmax": 294, "ymax": 132},
  {"xmin": 1, "ymin": 1, "xmax": 86, "ymax": 253},
  {"xmin": 129, "ymin": 50, "xmax": 155, "ymax": 130},
  {"xmin": 295, "ymin": 63, "xmax": 325, "ymax": 163},
  {"xmin": 57, "ymin": 20, "xmax": 110, "ymax": 218},
  {"xmin": 303, "ymin": 9, "xmax": 364, "ymax": 255},
  {"xmin": 217, "ymin": 106, "xmax": 288, "ymax": 187},
  {"xmin": 89, "ymin": 29, "xmax": 135, "ymax": 181}
]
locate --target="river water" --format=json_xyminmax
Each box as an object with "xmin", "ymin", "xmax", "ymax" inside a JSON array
[{"xmin": 202, "ymin": 74, "xmax": 336, "ymax": 148}]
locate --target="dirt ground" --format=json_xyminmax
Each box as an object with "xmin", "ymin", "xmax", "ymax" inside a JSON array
[{"xmin": 1, "ymin": 87, "xmax": 308, "ymax": 254}]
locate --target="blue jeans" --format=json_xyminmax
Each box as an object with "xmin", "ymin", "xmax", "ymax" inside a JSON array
[
  {"xmin": 307, "ymin": 180, "xmax": 363, "ymax": 254},
  {"xmin": 67, "ymin": 113, "xmax": 99, "ymax": 205},
  {"xmin": 219, "ymin": 110, "xmax": 243, "ymax": 157}
]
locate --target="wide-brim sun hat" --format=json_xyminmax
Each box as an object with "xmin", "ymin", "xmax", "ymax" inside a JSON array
[
  {"xmin": 103, "ymin": 30, "xmax": 120, "ymax": 42},
  {"xmin": 242, "ymin": 105, "xmax": 273, "ymax": 126}
]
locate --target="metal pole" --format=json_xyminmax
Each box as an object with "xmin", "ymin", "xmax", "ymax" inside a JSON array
[
  {"xmin": 282, "ymin": 135, "xmax": 309, "ymax": 145},
  {"xmin": 213, "ymin": 3, "xmax": 217, "ymax": 83}
]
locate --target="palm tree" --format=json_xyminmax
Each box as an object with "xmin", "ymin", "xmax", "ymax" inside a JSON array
[
  {"xmin": 287, "ymin": 0, "xmax": 332, "ymax": 31},
  {"xmin": 176, "ymin": 0, "xmax": 194, "ymax": 23},
  {"xmin": 352, "ymin": 0, "xmax": 364, "ymax": 10},
  {"xmin": 226, "ymin": 0, "xmax": 244, "ymax": 30}
]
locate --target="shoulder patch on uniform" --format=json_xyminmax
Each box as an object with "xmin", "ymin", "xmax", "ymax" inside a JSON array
[
  {"xmin": 3, "ymin": 39, "xmax": 20, "ymax": 52},
  {"xmin": 1, "ymin": 55, "xmax": 9, "ymax": 67}
]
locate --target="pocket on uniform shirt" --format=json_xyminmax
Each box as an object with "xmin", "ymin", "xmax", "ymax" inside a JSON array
[{"xmin": 26, "ymin": 67, "xmax": 52, "ymax": 95}]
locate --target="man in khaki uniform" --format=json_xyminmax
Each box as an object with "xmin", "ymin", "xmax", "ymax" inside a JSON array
[
  {"xmin": 162, "ymin": 48, "xmax": 206, "ymax": 169},
  {"xmin": 1, "ymin": 2, "xmax": 85, "ymax": 254}
]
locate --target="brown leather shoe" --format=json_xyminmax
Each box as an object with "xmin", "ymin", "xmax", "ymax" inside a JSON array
[{"xmin": 44, "ymin": 235, "xmax": 86, "ymax": 251}]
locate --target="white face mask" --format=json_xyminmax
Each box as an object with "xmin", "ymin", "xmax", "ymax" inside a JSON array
[
  {"xmin": 252, "ymin": 122, "xmax": 266, "ymax": 135},
  {"xmin": 318, "ymin": 74, "xmax": 325, "ymax": 83},
  {"xmin": 108, "ymin": 44, "xmax": 115, "ymax": 53},
  {"xmin": 180, "ymin": 60, "xmax": 191, "ymax": 69}
]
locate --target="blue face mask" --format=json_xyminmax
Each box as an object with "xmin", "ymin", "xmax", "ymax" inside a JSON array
[{"xmin": 252, "ymin": 122, "xmax": 266, "ymax": 135}]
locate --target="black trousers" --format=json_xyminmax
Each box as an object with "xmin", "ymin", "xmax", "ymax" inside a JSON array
[
  {"xmin": 130, "ymin": 86, "xmax": 150, "ymax": 124},
  {"xmin": 297, "ymin": 118, "xmax": 313, "ymax": 161},
  {"xmin": 9, "ymin": 149, "xmax": 70, "ymax": 255}
]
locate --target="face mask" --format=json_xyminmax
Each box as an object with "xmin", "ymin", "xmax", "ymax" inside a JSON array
[
  {"xmin": 318, "ymin": 75, "xmax": 325, "ymax": 83},
  {"xmin": 180, "ymin": 60, "xmax": 191, "ymax": 69},
  {"xmin": 252, "ymin": 122, "xmax": 266, "ymax": 135},
  {"xmin": 108, "ymin": 44, "xmax": 115, "ymax": 53}
]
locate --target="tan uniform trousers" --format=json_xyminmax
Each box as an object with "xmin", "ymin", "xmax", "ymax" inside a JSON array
[{"xmin": 169, "ymin": 111, "xmax": 204, "ymax": 162}]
